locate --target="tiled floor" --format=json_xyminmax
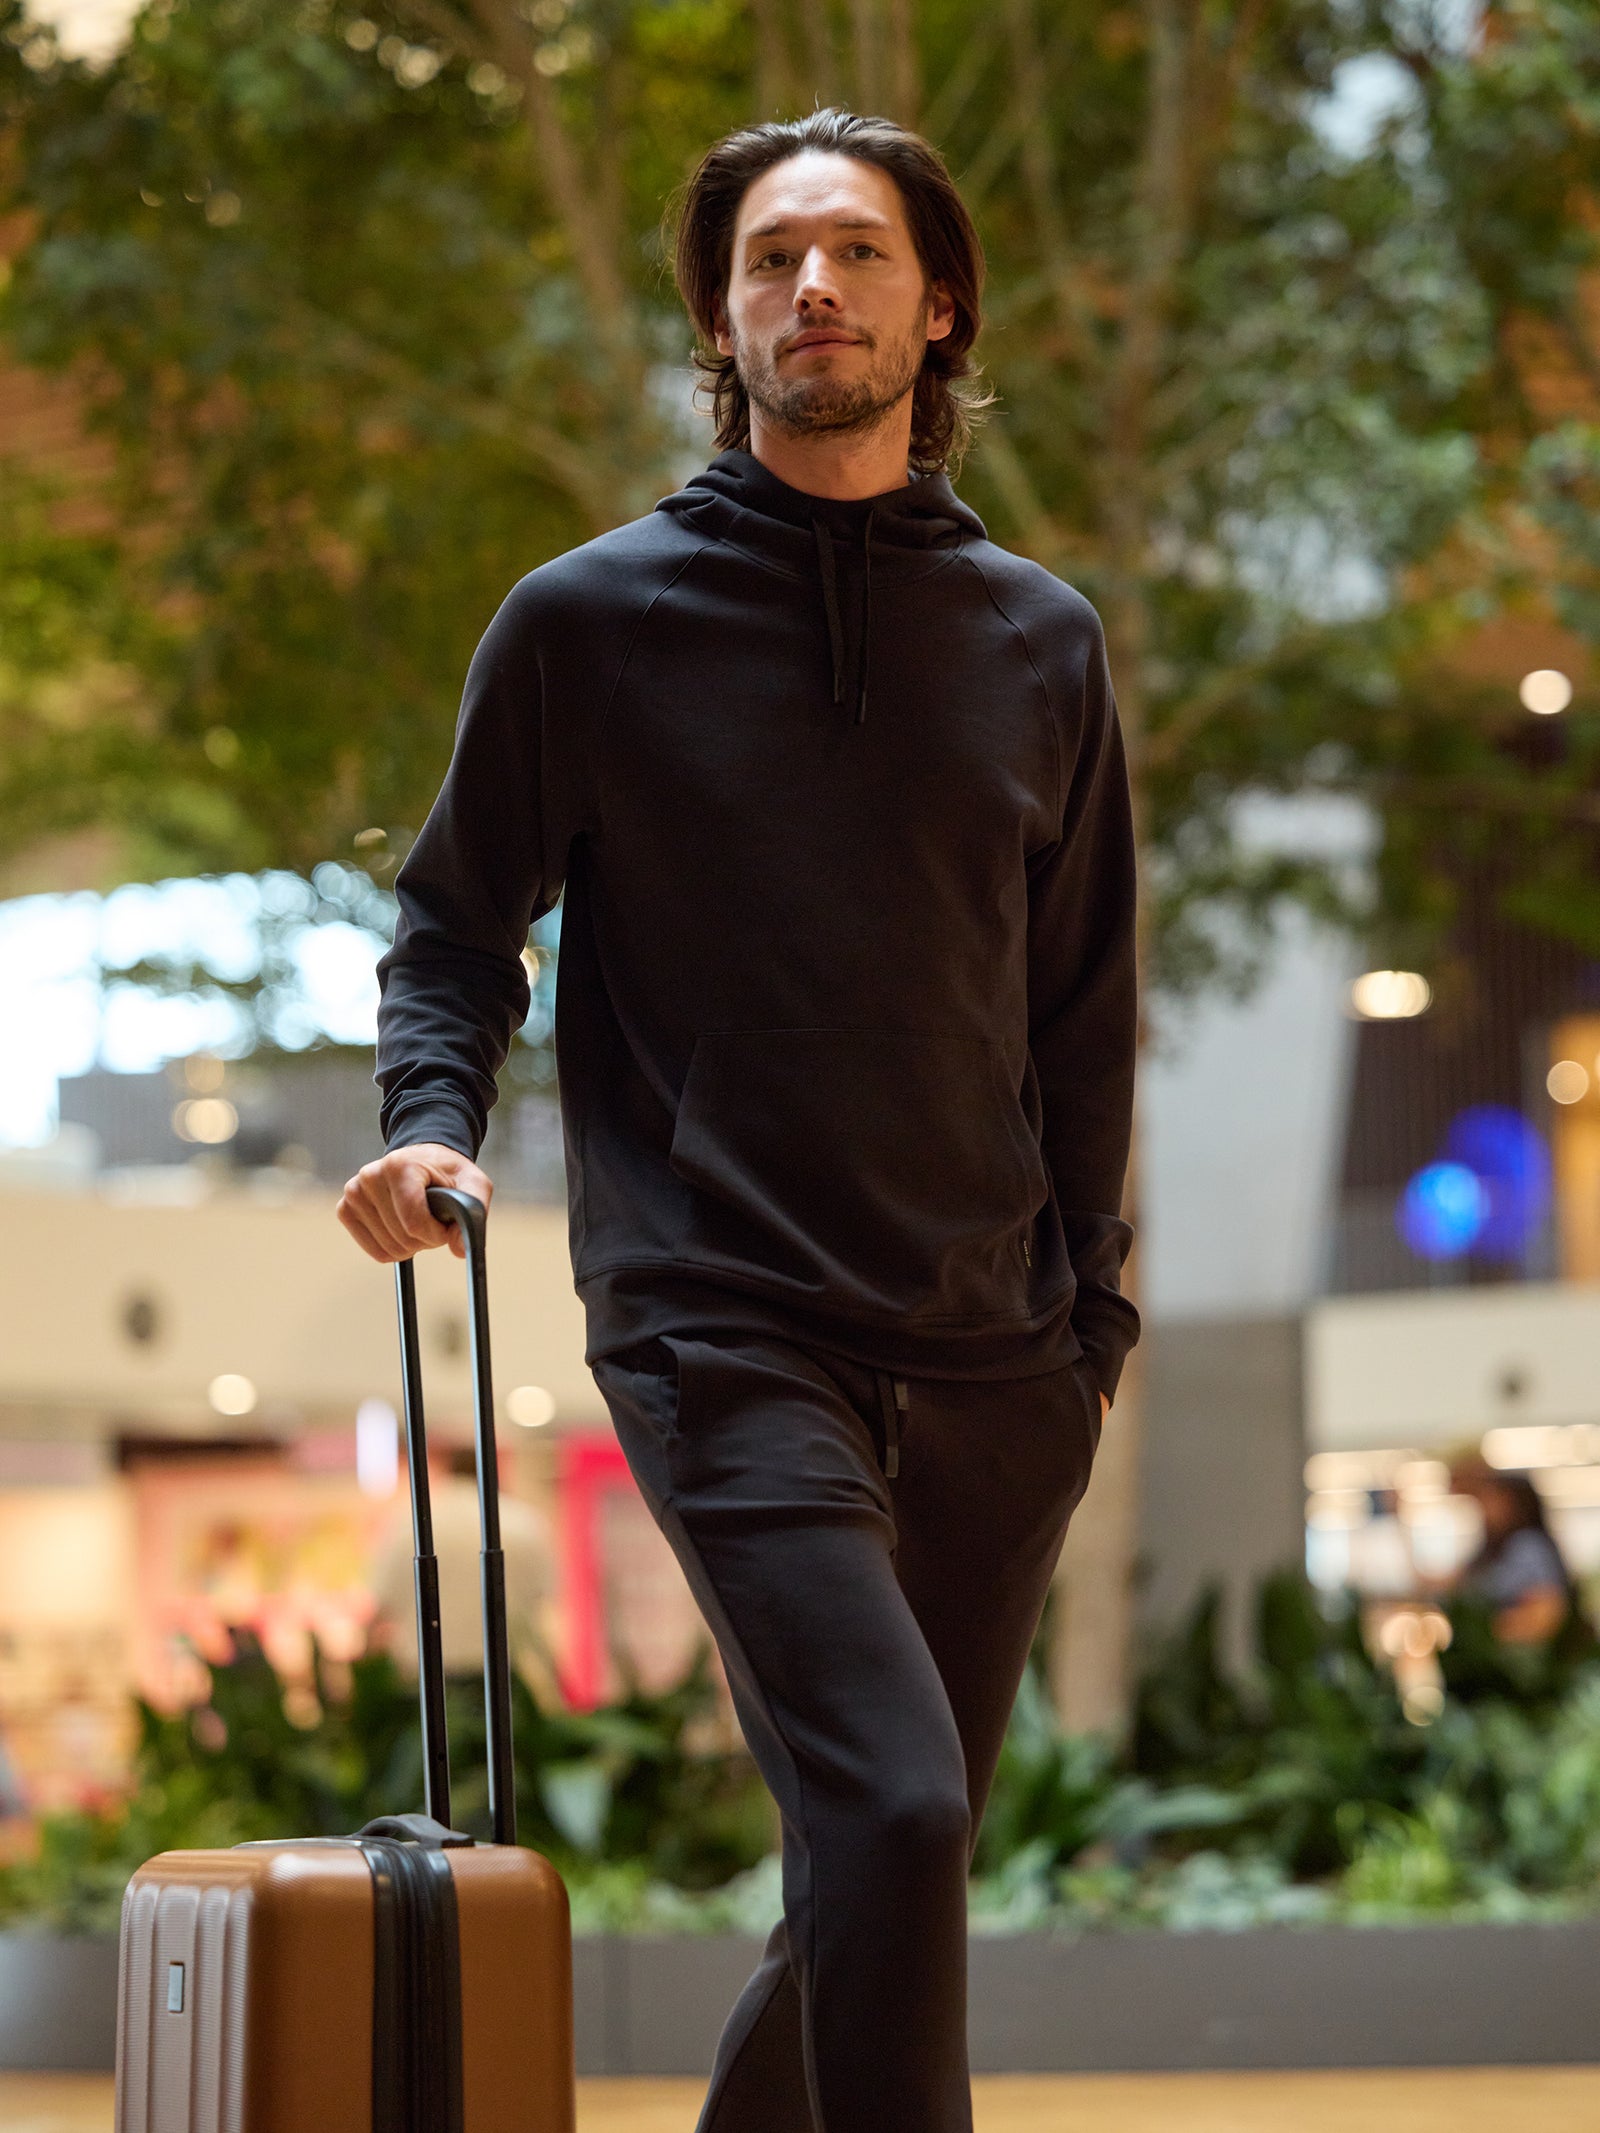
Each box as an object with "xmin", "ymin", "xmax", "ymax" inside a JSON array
[{"xmin": 7, "ymin": 2068, "xmax": 1600, "ymax": 2130}]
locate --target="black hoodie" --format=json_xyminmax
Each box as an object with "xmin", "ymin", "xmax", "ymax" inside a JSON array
[{"xmin": 374, "ymin": 448, "xmax": 1140, "ymax": 1399}]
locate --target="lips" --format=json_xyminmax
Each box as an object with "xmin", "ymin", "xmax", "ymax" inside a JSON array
[{"xmin": 788, "ymin": 333, "xmax": 859, "ymax": 353}]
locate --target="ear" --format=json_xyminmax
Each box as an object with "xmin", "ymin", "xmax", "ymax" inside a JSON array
[
  {"xmin": 924, "ymin": 280, "xmax": 957, "ymax": 348},
  {"xmin": 711, "ymin": 291, "xmax": 733, "ymax": 360}
]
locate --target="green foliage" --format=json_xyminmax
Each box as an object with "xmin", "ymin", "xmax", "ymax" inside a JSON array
[
  {"xmin": 970, "ymin": 1657, "xmax": 1244, "ymax": 1883},
  {"xmin": 1, "ymin": 0, "xmax": 1596, "ymax": 989},
  {"xmin": 0, "ymin": 1628, "xmax": 772, "ymax": 1935},
  {"xmin": 1438, "ymin": 1586, "xmax": 1599, "ymax": 1708},
  {"xmin": 1132, "ymin": 1571, "xmax": 1432, "ymax": 1876},
  {"xmin": 8, "ymin": 1576, "xmax": 1600, "ymax": 1938},
  {"xmin": 1123, "ymin": 1570, "xmax": 1600, "ymax": 1917},
  {"xmin": 0, "ymin": 1770, "xmax": 265, "ymax": 1937},
  {"xmin": 1338, "ymin": 1795, "xmax": 1475, "ymax": 1917},
  {"xmin": 960, "ymin": 1571, "xmax": 1600, "ymax": 1934},
  {"xmin": 0, "ymin": 0, "xmax": 617, "ymax": 879}
]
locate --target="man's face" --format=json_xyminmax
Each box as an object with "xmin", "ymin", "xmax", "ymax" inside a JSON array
[{"xmin": 713, "ymin": 150, "xmax": 955, "ymax": 448}]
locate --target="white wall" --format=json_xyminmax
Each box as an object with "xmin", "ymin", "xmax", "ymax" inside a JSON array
[
  {"xmin": 1307, "ymin": 1281, "xmax": 1600, "ymax": 1451},
  {"xmin": 1140, "ymin": 908, "xmax": 1360, "ymax": 1322},
  {"xmin": 0, "ymin": 1184, "xmax": 604, "ymax": 1431},
  {"xmin": 1137, "ymin": 792, "xmax": 1371, "ymax": 1322}
]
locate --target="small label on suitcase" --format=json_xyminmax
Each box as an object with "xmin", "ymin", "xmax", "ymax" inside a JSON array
[{"xmin": 165, "ymin": 1961, "xmax": 185, "ymax": 2014}]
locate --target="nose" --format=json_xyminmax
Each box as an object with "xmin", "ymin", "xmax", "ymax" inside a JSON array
[{"xmin": 795, "ymin": 243, "xmax": 844, "ymax": 314}]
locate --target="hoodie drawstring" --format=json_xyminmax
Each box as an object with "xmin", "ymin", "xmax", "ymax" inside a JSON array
[
  {"xmin": 857, "ymin": 506, "xmax": 874, "ymax": 725},
  {"xmin": 810, "ymin": 507, "xmax": 877, "ymax": 725},
  {"xmin": 811, "ymin": 515, "xmax": 845, "ymax": 709}
]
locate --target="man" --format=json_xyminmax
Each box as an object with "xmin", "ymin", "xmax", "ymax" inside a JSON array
[{"xmin": 340, "ymin": 106, "xmax": 1139, "ymax": 2133}]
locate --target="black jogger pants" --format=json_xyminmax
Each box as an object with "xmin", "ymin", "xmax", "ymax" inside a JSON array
[{"xmin": 589, "ymin": 1328, "xmax": 1103, "ymax": 2133}]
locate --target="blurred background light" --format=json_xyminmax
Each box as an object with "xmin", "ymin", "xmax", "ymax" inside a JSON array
[
  {"xmin": 207, "ymin": 1372, "xmax": 257, "ymax": 1417},
  {"xmin": 172, "ymin": 1097, "xmax": 239, "ymax": 1145},
  {"xmin": 1519, "ymin": 668, "xmax": 1574, "ymax": 716},
  {"xmin": 507, "ymin": 1383, "xmax": 556, "ymax": 1429},
  {"xmin": 23, "ymin": 0, "xmax": 141, "ymax": 63},
  {"xmin": 1483, "ymin": 1422, "xmax": 1600, "ymax": 1470},
  {"xmin": 1547, "ymin": 1058, "xmax": 1590, "ymax": 1104},
  {"xmin": 1396, "ymin": 1160, "xmax": 1486, "ymax": 1259},
  {"xmin": 355, "ymin": 1397, "xmax": 399, "ymax": 1497},
  {"xmin": 1441, "ymin": 1105, "xmax": 1552, "ymax": 1261},
  {"xmin": 1349, "ymin": 969, "xmax": 1431, "ymax": 1019}
]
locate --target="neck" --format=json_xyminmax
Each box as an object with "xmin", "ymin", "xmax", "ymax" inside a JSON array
[{"xmin": 744, "ymin": 406, "xmax": 914, "ymax": 500}]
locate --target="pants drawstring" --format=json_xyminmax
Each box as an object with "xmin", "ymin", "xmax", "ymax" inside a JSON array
[{"xmin": 875, "ymin": 1371, "xmax": 909, "ymax": 1478}]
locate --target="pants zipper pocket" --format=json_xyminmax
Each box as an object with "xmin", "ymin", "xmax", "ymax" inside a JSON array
[{"xmin": 876, "ymin": 1373, "xmax": 910, "ymax": 1478}]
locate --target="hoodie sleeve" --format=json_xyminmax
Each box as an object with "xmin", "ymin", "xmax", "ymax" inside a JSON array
[
  {"xmin": 1026, "ymin": 603, "xmax": 1141, "ymax": 1404},
  {"xmin": 374, "ymin": 575, "xmax": 565, "ymax": 1161}
]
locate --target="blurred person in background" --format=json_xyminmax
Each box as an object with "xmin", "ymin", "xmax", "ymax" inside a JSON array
[
  {"xmin": 1352, "ymin": 1485, "xmax": 1417, "ymax": 1598},
  {"xmin": 340, "ymin": 106, "xmax": 1138, "ymax": 2133},
  {"xmin": 1445, "ymin": 1453, "xmax": 1579, "ymax": 1646},
  {"xmin": 0, "ymin": 1723, "xmax": 23, "ymax": 1822}
]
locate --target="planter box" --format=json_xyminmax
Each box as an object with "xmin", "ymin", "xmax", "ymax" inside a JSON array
[
  {"xmin": 0, "ymin": 1933, "xmax": 120, "ymax": 2072},
  {"xmin": 962, "ymin": 1921, "xmax": 1600, "ymax": 2074},
  {"xmin": 572, "ymin": 1921, "xmax": 1600, "ymax": 2075},
  {"xmin": 6, "ymin": 1920, "xmax": 1599, "ymax": 2076}
]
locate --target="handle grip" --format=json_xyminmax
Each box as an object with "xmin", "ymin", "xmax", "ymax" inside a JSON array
[
  {"xmin": 426, "ymin": 1183, "xmax": 487, "ymax": 1254},
  {"xmin": 357, "ymin": 1813, "xmax": 475, "ymax": 1851}
]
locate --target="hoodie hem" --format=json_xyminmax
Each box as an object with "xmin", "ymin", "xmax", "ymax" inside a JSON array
[{"xmin": 577, "ymin": 1259, "xmax": 1092, "ymax": 1384}]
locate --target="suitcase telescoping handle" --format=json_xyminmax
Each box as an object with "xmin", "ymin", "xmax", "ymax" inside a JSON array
[{"xmin": 392, "ymin": 1186, "xmax": 516, "ymax": 1849}]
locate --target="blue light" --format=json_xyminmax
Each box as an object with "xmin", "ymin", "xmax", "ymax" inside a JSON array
[
  {"xmin": 1397, "ymin": 1162, "xmax": 1487, "ymax": 1259},
  {"xmin": 1441, "ymin": 1105, "xmax": 1552, "ymax": 1261}
]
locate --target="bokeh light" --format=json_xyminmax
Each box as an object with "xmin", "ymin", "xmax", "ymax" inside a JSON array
[
  {"xmin": 1519, "ymin": 669, "xmax": 1574, "ymax": 716},
  {"xmin": 1442, "ymin": 1105, "xmax": 1552, "ymax": 1260},
  {"xmin": 507, "ymin": 1383, "xmax": 556, "ymax": 1429},
  {"xmin": 1547, "ymin": 1059, "xmax": 1589, "ymax": 1104},
  {"xmin": 207, "ymin": 1373, "xmax": 257, "ymax": 1417},
  {"xmin": 1350, "ymin": 969, "xmax": 1431, "ymax": 1019},
  {"xmin": 1396, "ymin": 1162, "xmax": 1486, "ymax": 1258}
]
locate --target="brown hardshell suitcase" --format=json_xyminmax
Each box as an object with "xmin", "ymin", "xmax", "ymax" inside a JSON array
[{"xmin": 115, "ymin": 1189, "xmax": 576, "ymax": 2132}]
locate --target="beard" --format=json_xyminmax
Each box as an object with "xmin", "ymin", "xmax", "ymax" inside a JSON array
[{"xmin": 732, "ymin": 311, "xmax": 928, "ymax": 443}]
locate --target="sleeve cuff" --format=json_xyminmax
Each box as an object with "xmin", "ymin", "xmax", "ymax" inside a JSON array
[
  {"xmin": 1071, "ymin": 1296, "xmax": 1141, "ymax": 1407},
  {"xmin": 381, "ymin": 1099, "xmax": 482, "ymax": 1163}
]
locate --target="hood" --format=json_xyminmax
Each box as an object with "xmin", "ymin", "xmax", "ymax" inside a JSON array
[{"xmin": 655, "ymin": 448, "xmax": 988, "ymax": 725}]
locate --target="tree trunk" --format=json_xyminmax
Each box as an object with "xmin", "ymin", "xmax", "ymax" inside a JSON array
[
  {"xmin": 1040, "ymin": 0, "xmax": 1193, "ymax": 1740},
  {"xmin": 1048, "ymin": 1173, "xmax": 1146, "ymax": 1735}
]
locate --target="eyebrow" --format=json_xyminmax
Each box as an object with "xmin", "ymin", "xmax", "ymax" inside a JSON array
[{"xmin": 743, "ymin": 216, "xmax": 896, "ymax": 241}]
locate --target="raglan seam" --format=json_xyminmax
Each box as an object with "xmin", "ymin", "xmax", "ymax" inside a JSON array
[
  {"xmin": 591, "ymin": 537, "xmax": 716, "ymax": 826},
  {"xmin": 957, "ymin": 549, "xmax": 1068, "ymax": 825}
]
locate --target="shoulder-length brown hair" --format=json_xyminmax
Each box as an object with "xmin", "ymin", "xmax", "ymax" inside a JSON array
[{"xmin": 664, "ymin": 107, "xmax": 995, "ymax": 479}]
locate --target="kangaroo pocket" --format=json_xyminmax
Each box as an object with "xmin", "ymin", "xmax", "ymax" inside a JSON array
[{"xmin": 667, "ymin": 1027, "xmax": 1049, "ymax": 1323}]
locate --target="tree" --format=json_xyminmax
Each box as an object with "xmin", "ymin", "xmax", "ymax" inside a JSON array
[{"xmin": 2, "ymin": 0, "xmax": 1597, "ymax": 1725}]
